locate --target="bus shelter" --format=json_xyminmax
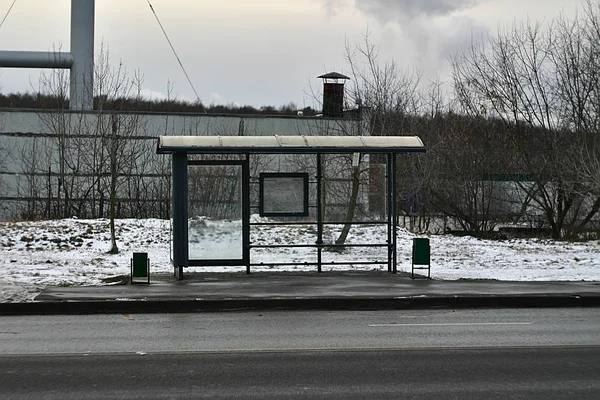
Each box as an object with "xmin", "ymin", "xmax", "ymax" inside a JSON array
[{"xmin": 156, "ymin": 135, "xmax": 426, "ymax": 279}]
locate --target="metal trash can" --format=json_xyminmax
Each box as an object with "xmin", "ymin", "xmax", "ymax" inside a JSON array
[
  {"xmin": 131, "ymin": 252, "xmax": 150, "ymax": 284},
  {"xmin": 411, "ymin": 238, "xmax": 431, "ymax": 279}
]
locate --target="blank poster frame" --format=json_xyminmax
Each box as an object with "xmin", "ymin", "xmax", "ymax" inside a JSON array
[{"xmin": 259, "ymin": 172, "xmax": 309, "ymax": 218}]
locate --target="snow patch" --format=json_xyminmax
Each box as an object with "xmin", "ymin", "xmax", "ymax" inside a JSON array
[{"xmin": 1, "ymin": 217, "xmax": 599, "ymax": 302}]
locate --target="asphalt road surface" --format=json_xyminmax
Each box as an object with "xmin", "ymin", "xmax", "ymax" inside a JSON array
[{"xmin": 1, "ymin": 308, "xmax": 599, "ymax": 399}]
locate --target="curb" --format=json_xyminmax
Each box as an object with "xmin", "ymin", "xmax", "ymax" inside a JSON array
[{"xmin": 2, "ymin": 295, "xmax": 600, "ymax": 315}]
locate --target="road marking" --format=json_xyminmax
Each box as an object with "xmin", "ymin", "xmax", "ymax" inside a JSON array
[
  {"xmin": 122, "ymin": 314, "xmax": 134, "ymax": 320},
  {"xmin": 369, "ymin": 322, "xmax": 532, "ymax": 327}
]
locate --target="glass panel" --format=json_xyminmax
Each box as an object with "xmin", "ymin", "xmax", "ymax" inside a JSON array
[
  {"xmin": 188, "ymin": 164, "xmax": 243, "ymax": 260},
  {"xmin": 260, "ymin": 173, "xmax": 308, "ymax": 216}
]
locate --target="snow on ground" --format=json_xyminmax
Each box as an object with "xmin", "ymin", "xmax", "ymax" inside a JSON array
[{"xmin": 1, "ymin": 216, "xmax": 599, "ymax": 302}]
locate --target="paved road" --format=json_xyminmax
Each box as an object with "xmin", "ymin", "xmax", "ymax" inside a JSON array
[
  {"xmin": 1, "ymin": 308, "xmax": 599, "ymax": 399},
  {"xmin": 1, "ymin": 347, "xmax": 599, "ymax": 399},
  {"xmin": 1, "ymin": 308, "xmax": 599, "ymax": 353}
]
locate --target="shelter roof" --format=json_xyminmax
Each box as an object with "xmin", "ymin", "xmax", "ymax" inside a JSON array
[{"xmin": 156, "ymin": 135, "xmax": 426, "ymax": 154}]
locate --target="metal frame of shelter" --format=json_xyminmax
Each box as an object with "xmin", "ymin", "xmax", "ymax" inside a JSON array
[{"xmin": 156, "ymin": 135, "xmax": 426, "ymax": 279}]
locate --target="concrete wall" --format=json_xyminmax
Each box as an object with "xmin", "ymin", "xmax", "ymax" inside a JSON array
[
  {"xmin": 0, "ymin": 109, "xmax": 368, "ymax": 220},
  {"xmin": 0, "ymin": 108, "xmax": 364, "ymax": 137}
]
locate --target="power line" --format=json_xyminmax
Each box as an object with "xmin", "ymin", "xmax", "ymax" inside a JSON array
[
  {"xmin": 0, "ymin": 0, "xmax": 18, "ymax": 30},
  {"xmin": 146, "ymin": 0, "xmax": 205, "ymax": 111}
]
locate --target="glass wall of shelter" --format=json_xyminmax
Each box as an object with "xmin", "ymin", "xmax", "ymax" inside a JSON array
[{"xmin": 156, "ymin": 135, "xmax": 426, "ymax": 279}]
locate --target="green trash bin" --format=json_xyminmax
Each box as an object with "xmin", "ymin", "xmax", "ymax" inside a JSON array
[
  {"xmin": 131, "ymin": 252, "xmax": 150, "ymax": 284},
  {"xmin": 412, "ymin": 238, "xmax": 431, "ymax": 279}
]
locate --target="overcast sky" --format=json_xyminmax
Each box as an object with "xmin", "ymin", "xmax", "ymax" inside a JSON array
[{"xmin": 0, "ymin": 0, "xmax": 582, "ymax": 108}]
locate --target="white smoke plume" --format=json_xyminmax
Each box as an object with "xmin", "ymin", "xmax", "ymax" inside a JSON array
[{"xmin": 321, "ymin": 0, "xmax": 483, "ymax": 19}]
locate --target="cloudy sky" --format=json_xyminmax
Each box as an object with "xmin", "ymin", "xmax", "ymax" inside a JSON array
[{"xmin": 0, "ymin": 0, "xmax": 582, "ymax": 108}]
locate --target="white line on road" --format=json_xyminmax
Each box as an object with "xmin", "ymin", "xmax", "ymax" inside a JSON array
[{"xmin": 370, "ymin": 322, "xmax": 532, "ymax": 327}]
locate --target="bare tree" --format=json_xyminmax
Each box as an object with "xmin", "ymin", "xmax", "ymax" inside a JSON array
[
  {"xmin": 32, "ymin": 44, "xmax": 151, "ymax": 253},
  {"xmin": 424, "ymin": 113, "xmax": 517, "ymax": 234},
  {"xmin": 332, "ymin": 32, "xmax": 422, "ymax": 243},
  {"xmin": 452, "ymin": 5, "xmax": 600, "ymax": 238},
  {"xmin": 551, "ymin": 1, "xmax": 600, "ymax": 232},
  {"xmin": 94, "ymin": 48, "xmax": 149, "ymax": 254},
  {"xmin": 344, "ymin": 32, "xmax": 422, "ymax": 137},
  {"xmin": 340, "ymin": 34, "xmax": 504, "ymax": 237}
]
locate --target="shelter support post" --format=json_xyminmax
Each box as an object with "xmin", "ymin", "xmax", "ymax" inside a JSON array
[
  {"xmin": 172, "ymin": 152, "xmax": 188, "ymax": 279},
  {"xmin": 391, "ymin": 153, "xmax": 398, "ymax": 273},
  {"xmin": 243, "ymin": 154, "xmax": 251, "ymax": 274},
  {"xmin": 386, "ymin": 153, "xmax": 392, "ymax": 272},
  {"xmin": 316, "ymin": 153, "xmax": 323, "ymax": 273}
]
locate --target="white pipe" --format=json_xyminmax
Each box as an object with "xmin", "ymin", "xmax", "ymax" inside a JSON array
[
  {"xmin": 70, "ymin": 0, "xmax": 95, "ymax": 110},
  {"xmin": 0, "ymin": 51, "xmax": 74, "ymax": 69}
]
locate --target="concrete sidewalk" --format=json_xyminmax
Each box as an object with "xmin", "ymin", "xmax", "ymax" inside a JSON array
[{"xmin": 1, "ymin": 271, "xmax": 600, "ymax": 315}]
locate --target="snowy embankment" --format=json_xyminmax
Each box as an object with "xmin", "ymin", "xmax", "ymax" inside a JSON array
[{"xmin": 1, "ymin": 217, "xmax": 599, "ymax": 302}]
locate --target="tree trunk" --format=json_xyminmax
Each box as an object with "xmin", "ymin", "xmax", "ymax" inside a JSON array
[{"xmin": 336, "ymin": 165, "xmax": 360, "ymax": 245}]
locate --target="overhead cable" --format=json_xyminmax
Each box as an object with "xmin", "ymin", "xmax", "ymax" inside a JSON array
[
  {"xmin": 0, "ymin": 0, "xmax": 18, "ymax": 30},
  {"xmin": 146, "ymin": 0, "xmax": 205, "ymax": 111}
]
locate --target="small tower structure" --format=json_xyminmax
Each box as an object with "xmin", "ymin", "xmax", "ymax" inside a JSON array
[{"xmin": 318, "ymin": 72, "xmax": 350, "ymax": 118}]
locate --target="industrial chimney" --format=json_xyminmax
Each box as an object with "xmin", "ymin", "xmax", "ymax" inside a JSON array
[{"xmin": 318, "ymin": 72, "xmax": 350, "ymax": 118}]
